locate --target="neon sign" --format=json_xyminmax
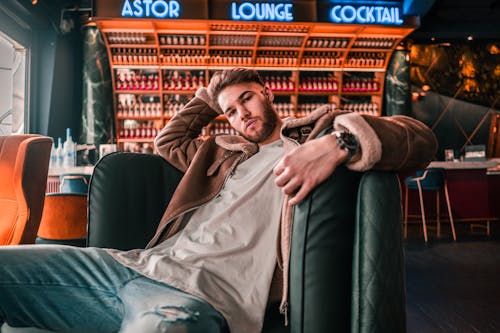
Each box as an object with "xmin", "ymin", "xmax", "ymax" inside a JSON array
[
  {"xmin": 329, "ymin": 4, "xmax": 403, "ymax": 25},
  {"xmin": 231, "ymin": 2, "xmax": 294, "ymax": 22},
  {"xmin": 121, "ymin": 0, "xmax": 181, "ymax": 18}
]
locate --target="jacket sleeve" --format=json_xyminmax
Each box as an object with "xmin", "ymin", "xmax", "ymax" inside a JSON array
[
  {"xmin": 333, "ymin": 112, "xmax": 438, "ymax": 172},
  {"xmin": 154, "ymin": 88, "xmax": 219, "ymax": 172}
]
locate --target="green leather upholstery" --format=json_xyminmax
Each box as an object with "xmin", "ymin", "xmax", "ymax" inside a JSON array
[
  {"xmin": 87, "ymin": 152, "xmax": 182, "ymax": 249},
  {"xmin": 352, "ymin": 172, "xmax": 406, "ymax": 332},
  {"xmin": 290, "ymin": 168, "xmax": 405, "ymax": 333},
  {"xmin": 290, "ymin": 166, "xmax": 362, "ymax": 332}
]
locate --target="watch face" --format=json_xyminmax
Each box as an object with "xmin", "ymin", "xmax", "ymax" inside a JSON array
[{"xmin": 341, "ymin": 132, "xmax": 359, "ymax": 150}]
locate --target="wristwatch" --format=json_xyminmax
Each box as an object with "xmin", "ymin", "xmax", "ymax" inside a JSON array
[{"xmin": 331, "ymin": 130, "xmax": 360, "ymax": 163}]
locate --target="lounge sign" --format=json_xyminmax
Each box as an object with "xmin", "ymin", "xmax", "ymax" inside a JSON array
[
  {"xmin": 230, "ymin": 2, "xmax": 294, "ymax": 22},
  {"xmin": 327, "ymin": 3, "xmax": 404, "ymax": 25}
]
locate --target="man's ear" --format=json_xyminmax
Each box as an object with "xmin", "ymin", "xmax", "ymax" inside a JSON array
[{"xmin": 263, "ymin": 86, "xmax": 274, "ymax": 103}]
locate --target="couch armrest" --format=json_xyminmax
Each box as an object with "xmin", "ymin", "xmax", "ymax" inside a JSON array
[
  {"xmin": 88, "ymin": 152, "xmax": 183, "ymax": 250},
  {"xmin": 289, "ymin": 169, "xmax": 405, "ymax": 333},
  {"xmin": 289, "ymin": 166, "xmax": 362, "ymax": 333},
  {"xmin": 352, "ymin": 171, "xmax": 406, "ymax": 333}
]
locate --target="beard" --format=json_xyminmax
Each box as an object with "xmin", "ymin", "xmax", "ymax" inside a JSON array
[{"xmin": 238, "ymin": 99, "xmax": 279, "ymax": 143}]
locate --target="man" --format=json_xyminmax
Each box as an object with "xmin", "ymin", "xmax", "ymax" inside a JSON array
[{"xmin": 0, "ymin": 68, "xmax": 436, "ymax": 333}]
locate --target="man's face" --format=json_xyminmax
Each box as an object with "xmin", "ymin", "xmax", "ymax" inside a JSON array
[{"xmin": 217, "ymin": 82, "xmax": 281, "ymax": 145}]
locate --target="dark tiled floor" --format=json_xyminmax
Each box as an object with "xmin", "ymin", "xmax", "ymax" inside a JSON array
[{"xmin": 405, "ymin": 232, "xmax": 500, "ymax": 333}]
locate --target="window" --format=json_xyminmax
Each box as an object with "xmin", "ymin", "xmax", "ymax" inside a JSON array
[{"xmin": 0, "ymin": 31, "xmax": 26, "ymax": 135}]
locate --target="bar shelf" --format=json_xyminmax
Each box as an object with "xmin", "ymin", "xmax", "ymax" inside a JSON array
[{"xmin": 96, "ymin": 19, "xmax": 417, "ymax": 149}]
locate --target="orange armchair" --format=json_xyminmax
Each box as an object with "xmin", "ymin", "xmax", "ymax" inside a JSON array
[{"xmin": 0, "ymin": 135, "xmax": 53, "ymax": 245}]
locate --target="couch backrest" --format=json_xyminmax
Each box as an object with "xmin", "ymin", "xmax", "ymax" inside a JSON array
[{"xmin": 87, "ymin": 152, "xmax": 183, "ymax": 249}]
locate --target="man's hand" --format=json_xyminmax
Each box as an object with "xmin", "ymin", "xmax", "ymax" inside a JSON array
[{"xmin": 273, "ymin": 134, "xmax": 349, "ymax": 206}]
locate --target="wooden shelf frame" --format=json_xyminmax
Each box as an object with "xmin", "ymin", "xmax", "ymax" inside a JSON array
[{"xmin": 94, "ymin": 19, "xmax": 415, "ymax": 146}]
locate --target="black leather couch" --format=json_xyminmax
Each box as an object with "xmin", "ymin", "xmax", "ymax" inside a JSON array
[
  {"xmin": 1, "ymin": 153, "xmax": 406, "ymax": 333},
  {"xmin": 88, "ymin": 152, "xmax": 407, "ymax": 333},
  {"xmin": 2, "ymin": 151, "xmax": 406, "ymax": 333}
]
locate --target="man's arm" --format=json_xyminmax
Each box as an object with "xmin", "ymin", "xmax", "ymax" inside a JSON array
[
  {"xmin": 274, "ymin": 113, "xmax": 437, "ymax": 205},
  {"xmin": 154, "ymin": 88, "xmax": 220, "ymax": 172}
]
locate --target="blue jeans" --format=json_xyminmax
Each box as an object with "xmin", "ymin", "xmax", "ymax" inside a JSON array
[{"xmin": 0, "ymin": 245, "xmax": 229, "ymax": 333}]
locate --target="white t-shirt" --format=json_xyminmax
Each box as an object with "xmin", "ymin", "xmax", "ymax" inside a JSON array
[{"xmin": 108, "ymin": 139, "xmax": 284, "ymax": 332}]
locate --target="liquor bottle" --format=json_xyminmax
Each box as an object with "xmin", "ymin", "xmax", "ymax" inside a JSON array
[
  {"xmin": 56, "ymin": 137, "xmax": 64, "ymax": 168},
  {"xmin": 49, "ymin": 141, "xmax": 57, "ymax": 169},
  {"xmin": 62, "ymin": 128, "xmax": 76, "ymax": 168}
]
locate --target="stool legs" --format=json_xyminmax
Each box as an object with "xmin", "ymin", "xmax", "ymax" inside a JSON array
[
  {"xmin": 443, "ymin": 181, "xmax": 457, "ymax": 241},
  {"xmin": 417, "ymin": 181, "xmax": 429, "ymax": 243},
  {"xmin": 404, "ymin": 185, "xmax": 409, "ymax": 239},
  {"xmin": 436, "ymin": 191, "xmax": 441, "ymax": 239}
]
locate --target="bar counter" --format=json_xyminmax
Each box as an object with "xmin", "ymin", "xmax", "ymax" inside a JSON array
[
  {"xmin": 403, "ymin": 159, "xmax": 500, "ymax": 236},
  {"xmin": 428, "ymin": 160, "xmax": 499, "ymax": 170}
]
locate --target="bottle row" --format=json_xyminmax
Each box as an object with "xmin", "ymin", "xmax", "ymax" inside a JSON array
[
  {"xmin": 163, "ymin": 72, "xmax": 206, "ymax": 91},
  {"xmin": 110, "ymin": 55, "xmax": 386, "ymax": 69},
  {"xmin": 259, "ymin": 36, "xmax": 303, "ymax": 48},
  {"xmin": 305, "ymin": 38, "xmax": 349, "ymax": 49},
  {"xmin": 107, "ymin": 32, "xmax": 149, "ymax": 45},
  {"xmin": 114, "ymin": 74, "xmax": 382, "ymax": 95},
  {"xmin": 123, "ymin": 142, "xmax": 155, "ymax": 154},
  {"xmin": 162, "ymin": 50, "xmax": 207, "ymax": 65},
  {"xmin": 210, "ymin": 123, "xmax": 238, "ymax": 136},
  {"xmin": 345, "ymin": 53, "xmax": 386, "ymax": 67},
  {"xmin": 119, "ymin": 123, "xmax": 160, "ymax": 139},
  {"xmin": 106, "ymin": 32, "xmax": 396, "ymax": 50},
  {"xmin": 210, "ymin": 35, "xmax": 255, "ymax": 47},
  {"xmin": 298, "ymin": 77, "xmax": 339, "ymax": 92},
  {"xmin": 210, "ymin": 50, "xmax": 253, "ymax": 66},
  {"xmin": 343, "ymin": 103, "xmax": 379, "ymax": 115},
  {"xmin": 342, "ymin": 78, "xmax": 380, "ymax": 92},
  {"xmin": 159, "ymin": 35, "xmax": 206, "ymax": 46},
  {"xmin": 115, "ymin": 73, "xmax": 160, "ymax": 91},
  {"xmin": 117, "ymin": 102, "xmax": 163, "ymax": 118},
  {"xmin": 49, "ymin": 128, "xmax": 77, "ymax": 169},
  {"xmin": 112, "ymin": 48, "xmax": 159, "ymax": 65},
  {"xmin": 262, "ymin": 76, "xmax": 295, "ymax": 91},
  {"xmin": 117, "ymin": 103, "xmax": 380, "ymax": 142},
  {"xmin": 209, "ymin": 24, "xmax": 308, "ymax": 33},
  {"xmin": 116, "ymin": 101, "xmax": 383, "ymax": 121},
  {"xmin": 353, "ymin": 38, "xmax": 396, "ymax": 49},
  {"xmin": 255, "ymin": 57, "xmax": 296, "ymax": 66},
  {"xmin": 301, "ymin": 55, "xmax": 342, "ymax": 67}
]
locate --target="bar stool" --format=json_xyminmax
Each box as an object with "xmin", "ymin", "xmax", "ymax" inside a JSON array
[
  {"xmin": 36, "ymin": 193, "xmax": 87, "ymax": 246},
  {"xmin": 59, "ymin": 173, "xmax": 91, "ymax": 194},
  {"xmin": 404, "ymin": 168, "xmax": 457, "ymax": 242}
]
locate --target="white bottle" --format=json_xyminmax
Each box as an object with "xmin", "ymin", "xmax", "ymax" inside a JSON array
[
  {"xmin": 63, "ymin": 128, "xmax": 76, "ymax": 168},
  {"xmin": 56, "ymin": 137, "xmax": 64, "ymax": 169},
  {"xmin": 49, "ymin": 140, "xmax": 57, "ymax": 169}
]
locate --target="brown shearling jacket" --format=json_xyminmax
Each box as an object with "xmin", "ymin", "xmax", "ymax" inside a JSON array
[{"xmin": 148, "ymin": 87, "xmax": 437, "ymax": 321}]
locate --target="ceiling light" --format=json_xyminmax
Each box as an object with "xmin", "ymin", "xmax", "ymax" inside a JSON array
[{"xmin": 467, "ymin": 35, "xmax": 473, "ymax": 41}]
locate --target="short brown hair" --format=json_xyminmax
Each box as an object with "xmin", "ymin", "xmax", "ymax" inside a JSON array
[{"xmin": 208, "ymin": 68, "xmax": 265, "ymax": 101}]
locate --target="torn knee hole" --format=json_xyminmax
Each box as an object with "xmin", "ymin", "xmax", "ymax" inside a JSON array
[{"xmin": 148, "ymin": 306, "xmax": 200, "ymax": 323}]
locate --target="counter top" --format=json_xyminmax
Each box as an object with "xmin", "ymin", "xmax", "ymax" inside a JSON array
[
  {"xmin": 48, "ymin": 166, "xmax": 94, "ymax": 177},
  {"xmin": 428, "ymin": 160, "xmax": 499, "ymax": 170}
]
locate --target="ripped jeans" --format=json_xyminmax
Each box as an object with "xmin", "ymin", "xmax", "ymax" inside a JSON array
[{"xmin": 0, "ymin": 245, "xmax": 229, "ymax": 333}]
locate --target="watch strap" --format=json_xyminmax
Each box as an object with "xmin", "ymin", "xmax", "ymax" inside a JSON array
[{"xmin": 331, "ymin": 130, "xmax": 360, "ymax": 163}]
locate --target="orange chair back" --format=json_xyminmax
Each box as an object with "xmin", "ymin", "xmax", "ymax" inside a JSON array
[{"xmin": 0, "ymin": 135, "xmax": 53, "ymax": 245}]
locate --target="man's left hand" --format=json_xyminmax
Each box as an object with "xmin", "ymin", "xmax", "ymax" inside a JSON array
[{"xmin": 273, "ymin": 134, "xmax": 349, "ymax": 206}]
